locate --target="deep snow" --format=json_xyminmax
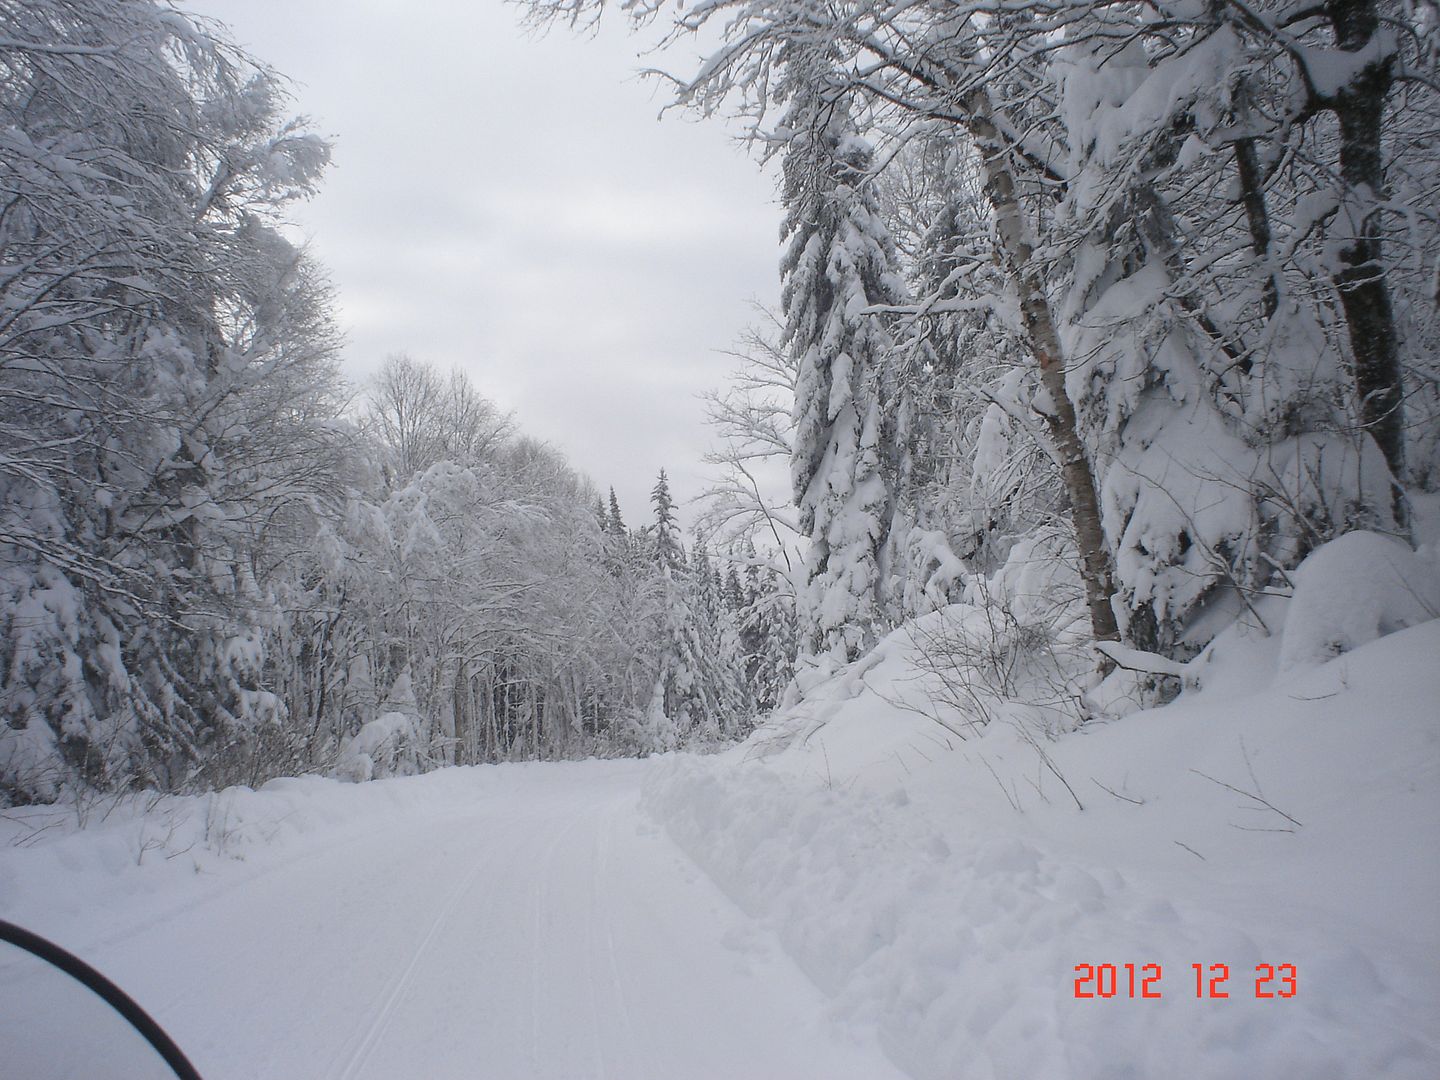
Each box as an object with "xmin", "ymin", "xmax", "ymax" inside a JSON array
[{"xmin": 647, "ymin": 616, "xmax": 1440, "ymax": 1079}]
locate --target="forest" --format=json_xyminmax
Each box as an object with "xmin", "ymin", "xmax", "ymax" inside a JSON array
[{"xmin": 1, "ymin": 0, "xmax": 1437, "ymax": 806}]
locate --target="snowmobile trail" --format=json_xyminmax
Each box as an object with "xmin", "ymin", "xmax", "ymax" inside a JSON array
[{"xmin": 4, "ymin": 761, "xmax": 906, "ymax": 1080}]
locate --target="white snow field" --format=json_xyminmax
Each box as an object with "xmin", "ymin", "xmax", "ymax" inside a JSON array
[
  {"xmin": 0, "ymin": 761, "xmax": 904, "ymax": 1080},
  {"xmin": 2, "ymin": 536, "xmax": 1438, "ymax": 1079}
]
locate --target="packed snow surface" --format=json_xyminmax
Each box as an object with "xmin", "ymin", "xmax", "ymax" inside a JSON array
[
  {"xmin": 0, "ymin": 763, "xmax": 902, "ymax": 1080},
  {"xmin": 2, "ymin": 593, "xmax": 1437, "ymax": 1078}
]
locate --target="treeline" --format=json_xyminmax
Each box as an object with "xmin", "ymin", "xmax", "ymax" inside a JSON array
[
  {"xmin": 0, "ymin": 1, "xmax": 792, "ymax": 804},
  {"xmin": 306, "ymin": 371, "xmax": 797, "ymax": 782},
  {"xmin": 6, "ymin": 0, "xmax": 1438, "ymax": 800}
]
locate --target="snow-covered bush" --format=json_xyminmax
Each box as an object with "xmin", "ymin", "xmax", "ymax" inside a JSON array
[
  {"xmin": 609, "ymin": 698, "xmax": 681, "ymax": 758},
  {"xmin": 894, "ymin": 528, "xmax": 1093, "ymax": 731},
  {"xmin": 333, "ymin": 713, "xmax": 423, "ymax": 783},
  {"xmin": 1278, "ymin": 532, "xmax": 1440, "ymax": 671}
]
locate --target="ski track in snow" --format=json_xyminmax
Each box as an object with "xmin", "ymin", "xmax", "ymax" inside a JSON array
[{"xmin": 0, "ymin": 762, "xmax": 905, "ymax": 1080}]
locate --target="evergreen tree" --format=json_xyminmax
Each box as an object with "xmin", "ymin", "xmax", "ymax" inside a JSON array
[
  {"xmin": 644, "ymin": 470, "xmax": 734, "ymax": 742},
  {"xmin": 607, "ymin": 487, "xmax": 627, "ymax": 538},
  {"xmin": 650, "ymin": 470, "xmax": 683, "ymax": 573},
  {"xmin": 692, "ymin": 540, "xmax": 750, "ymax": 737},
  {"xmin": 599, "ymin": 486, "xmax": 635, "ymax": 578},
  {"xmin": 779, "ymin": 51, "xmax": 908, "ymax": 665},
  {"xmin": 747, "ymin": 554, "xmax": 799, "ymax": 715},
  {"xmin": 737, "ymin": 540, "xmax": 769, "ymax": 706},
  {"xmin": 725, "ymin": 564, "xmax": 747, "ymax": 615}
]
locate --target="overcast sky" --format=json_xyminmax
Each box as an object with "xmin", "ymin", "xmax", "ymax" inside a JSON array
[{"xmin": 185, "ymin": 0, "xmax": 779, "ymax": 530}]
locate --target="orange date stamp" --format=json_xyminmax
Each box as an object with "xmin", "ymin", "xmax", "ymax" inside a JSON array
[{"xmin": 1072, "ymin": 963, "xmax": 1297, "ymax": 999}]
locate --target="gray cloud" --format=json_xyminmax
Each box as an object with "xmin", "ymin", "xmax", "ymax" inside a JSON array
[{"xmin": 189, "ymin": 0, "xmax": 780, "ymax": 529}]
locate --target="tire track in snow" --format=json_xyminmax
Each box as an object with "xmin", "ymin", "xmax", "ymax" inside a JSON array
[
  {"xmin": 594, "ymin": 794, "xmax": 644, "ymax": 1079},
  {"xmin": 12, "ymin": 762, "xmax": 911, "ymax": 1080},
  {"xmin": 576, "ymin": 792, "xmax": 646, "ymax": 1080},
  {"xmin": 526, "ymin": 794, "xmax": 595, "ymax": 1073},
  {"xmin": 326, "ymin": 848, "xmax": 490, "ymax": 1080},
  {"xmin": 580, "ymin": 803, "xmax": 609, "ymax": 1080}
]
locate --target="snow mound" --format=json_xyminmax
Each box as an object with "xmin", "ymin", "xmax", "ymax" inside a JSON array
[{"xmin": 1278, "ymin": 530, "xmax": 1440, "ymax": 671}]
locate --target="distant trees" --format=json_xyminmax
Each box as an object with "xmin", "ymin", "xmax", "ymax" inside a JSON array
[
  {"xmin": 642, "ymin": 472, "xmax": 751, "ymax": 744},
  {"xmin": 290, "ymin": 435, "xmax": 638, "ymax": 767},
  {"xmin": 364, "ymin": 353, "xmax": 514, "ymax": 479},
  {"xmin": 294, "ymin": 438, "xmax": 785, "ymax": 768}
]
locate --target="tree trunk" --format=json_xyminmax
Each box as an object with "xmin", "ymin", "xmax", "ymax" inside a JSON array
[
  {"xmin": 965, "ymin": 90, "xmax": 1121, "ymax": 644},
  {"xmin": 452, "ymin": 662, "xmax": 467, "ymax": 766},
  {"xmin": 1326, "ymin": 0, "xmax": 1408, "ymax": 530},
  {"xmin": 1232, "ymin": 78, "xmax": 1279, "ymax": 326}
]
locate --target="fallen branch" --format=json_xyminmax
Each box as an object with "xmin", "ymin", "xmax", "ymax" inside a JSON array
[{"xmin": 1094, "ymin": 641, "xmax": 1189, "ymax": 678}]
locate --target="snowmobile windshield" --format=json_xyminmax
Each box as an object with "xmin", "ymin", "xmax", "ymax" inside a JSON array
[{"xmin": 0, "ymin": 919, "xmax": 202, "ymax": 1080}]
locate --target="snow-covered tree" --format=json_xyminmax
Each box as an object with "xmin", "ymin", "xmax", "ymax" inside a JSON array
[
  {"xmin": 364, "ymin": 353, "xmax": 515, "ymax": 482},
  {"xmin": 778, "ymin": 51, "xmax": 908, "ymax": 664},
  {"xmin": 691, "ymin": 539, "xmax": 751, "ymax": 735},
  {"xmin": 607, "ymin": 488, "xmax": 628, "ymax": 537},
  {"xmin": 529, "ymin": 0, "xmax": 1438, "ymax": 672},
  {"xmin": 0, "ymin": 0, "xmax": 344, "ymax": 801},
  {"xmin": 645, "ymin": 470, "xmax": 705, "ymax": 737},
  {"xmin": 738, "ymin": 540, "xmax": 798, "ymax": 714}
]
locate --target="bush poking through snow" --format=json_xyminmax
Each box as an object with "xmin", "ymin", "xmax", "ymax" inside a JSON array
[
  {"xmin": 903, "ymin": 601, "xmax": 1085, "ymax": 735},
  {"xmin": 889, "ymin": 530, "xmax": 1092, "ymax": 735}
]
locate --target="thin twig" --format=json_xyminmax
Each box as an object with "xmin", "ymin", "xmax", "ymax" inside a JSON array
[
  {"xmin": 971, "ymin": 751, "xmax": 1021, "ymax": 812},
  {"xmin": 1189, "ymin": 768, "xmax": 1303, "ymax": 828},
  {"xmin": 1092, "ymin": 777, "xmax": 1145, "ymax": 805}
]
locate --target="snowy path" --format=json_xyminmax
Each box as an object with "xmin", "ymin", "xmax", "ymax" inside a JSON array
[{"xmin": 0, "ymin": 762, "xmax": 904, "ymax": 1080}]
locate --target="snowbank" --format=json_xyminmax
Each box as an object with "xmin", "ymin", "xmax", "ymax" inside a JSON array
[
  {"xmin": 5, "ymin": 533, "xmax": 1435, "ymax": 1080},
  {"xmin": 645, "ymin": 604, "xmax": 1440, "ymax": 1077}
]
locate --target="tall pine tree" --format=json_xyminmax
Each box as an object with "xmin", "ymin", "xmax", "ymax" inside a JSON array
[{"xmin": 780, "ymin": 49, "xmax": 908, "ymax": 665}]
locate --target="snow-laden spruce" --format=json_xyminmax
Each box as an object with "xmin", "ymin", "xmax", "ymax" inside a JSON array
[{"xmin": 778, "ymin": 49, "xmax": 909, "ymax": 666}]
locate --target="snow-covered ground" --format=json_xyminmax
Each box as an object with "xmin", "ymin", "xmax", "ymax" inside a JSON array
[
  {"xmin": 649, "ymin": 616, "xmax": 1440, "ymax": 1079},
  {"xmin": 3, "ymin": 532, "xmax": 1437, "ymax": 1079},
  {"xmin": 0, "ymin": 763, "xmax": 902, "ymax": 1080}
]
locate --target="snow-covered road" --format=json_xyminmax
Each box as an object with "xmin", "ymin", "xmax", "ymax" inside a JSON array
[{"xmin": 0, "ymin": 761, "xmax": 904, "ymax": 1080}]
